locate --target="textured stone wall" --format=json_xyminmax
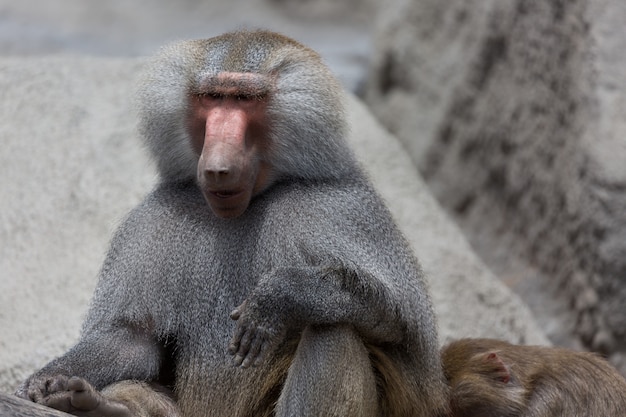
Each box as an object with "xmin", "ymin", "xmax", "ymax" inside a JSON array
[{"xmin": 365, "ymin": 0, "xmax": 626, "ymax": 367}]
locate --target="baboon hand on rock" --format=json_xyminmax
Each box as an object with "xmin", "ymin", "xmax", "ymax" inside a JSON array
[{"xmin": 17, "ymin": 375, "xmax": 131, "ymax": 417}]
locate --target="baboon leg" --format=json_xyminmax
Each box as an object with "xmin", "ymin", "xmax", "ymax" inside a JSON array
[
  {"xmin": 275, "ymin": 325, "xmax": 379, "ymax": 417},
  {"xmin": 102, "ymin": 380, "xmax": 181, "ymax": 417}
]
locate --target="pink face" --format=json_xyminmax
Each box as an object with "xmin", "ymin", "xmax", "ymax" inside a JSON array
[{"xmin": 188, "ymin": 72, "xmax": 274, "ymax": 219}]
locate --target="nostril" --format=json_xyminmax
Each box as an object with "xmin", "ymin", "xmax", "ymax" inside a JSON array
[{"xmin": 205, "ymin": 168, "xmax": 230, "ymax": 179}]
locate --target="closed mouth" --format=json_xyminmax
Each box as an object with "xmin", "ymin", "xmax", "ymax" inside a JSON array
[{"xmin": 210, "ymin": 190, "xmax": 244, "ymax": 199}]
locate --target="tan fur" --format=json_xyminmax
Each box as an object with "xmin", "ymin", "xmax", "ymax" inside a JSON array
[
  {"xmin": 368, "ymin": 345, "xmax": 424, "ymax": 417},
  {"xmin": 442, "ymin": 338, "xmax": 626, "ymax": 417},
  {"xmin": 243, "ymin": 339, "xmax": 298, "ymax": 417},
  {"xmin": 103, "ymin": 381, "xmax": 180, "ymax": 417}
]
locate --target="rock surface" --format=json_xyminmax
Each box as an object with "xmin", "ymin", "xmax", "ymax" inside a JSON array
[
  {"xmin": 364, "ymin": 0, "xmax": 626, "ymax": 366},
  {"xmin": 0, "ymin": 392, "xmax": 72, "ymax": 417},
  {"xmin": 0, "ymin": 56, "xmax": 546, "ymax": 394}
]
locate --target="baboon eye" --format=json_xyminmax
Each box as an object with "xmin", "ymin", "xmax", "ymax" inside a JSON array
[{"xmin": 234, "ymin": 94, "xmax": 254, "ymax": 101}]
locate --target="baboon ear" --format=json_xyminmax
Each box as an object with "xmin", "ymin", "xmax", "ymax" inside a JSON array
[{"xmin": 484, "ymin": 352, "xmax": 511, "ymax": 383}]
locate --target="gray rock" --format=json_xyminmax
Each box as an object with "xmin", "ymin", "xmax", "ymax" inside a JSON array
[
  {"xmin": 364, "ymin": 0, "xmax": 626, "ymax": 365},
  {"xmin": 0, "ymin": 392, "xmax": 72, "ymax": 417},
  {"xmin": 0, "ymin": 56, "xmax": 153, "ymax": 394},
  {"xmin": 0, "ymin": 56, "xmax": 546, "ymax": 394}
]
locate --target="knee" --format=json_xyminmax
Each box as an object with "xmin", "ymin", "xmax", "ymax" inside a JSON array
[
  {"xmin": 293, "ymin": 325, "xmax": 377, "ymax": 400},
  {"xmin": 278, "ymin": 325, "xmax": 379, "ymax": 417},
  {"xmin": 297, "ymin": 324, "xmax": 369, "ymax": 366}
]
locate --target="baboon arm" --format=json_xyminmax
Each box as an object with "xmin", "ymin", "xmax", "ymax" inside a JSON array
[
  {"xmin": 240, "ymin": 264, "xmax": 407, "ymax": 344},
  {"xmin": 16, "ymin": 325, "xmax": 163, "ymax": 400},
  {"xmin": 228, "ymin": 261, "xmax": 418, "ymax": 368}
]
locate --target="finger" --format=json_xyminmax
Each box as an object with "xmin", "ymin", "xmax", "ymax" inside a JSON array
[
  {"xmin": 69, "ymin": 378, "xmax": 100, "ymax": 411},
  {"xmin": 254, "ymin": 341, "xmax": 270, "ymax": 367},
  {"xmin": 26, "ymin": 380, "xmax": 47, "ymax": 403},
  {"xmin": 42, "ymin": 391, "xmax": 73, "ymax": 413},
  {"xmin": 228, "ymin": 325, "xmax": 247, "ymax": 355},
  {"xmin": 47, "ymin": 375, "xmax": 69, "ymax": 394},
  {"xmin": 238, "ymin": 327, "xmax": 254, "ymax": 356},
  {"xmin": 233, "ymin": 328, "xmax": 254, "ymax": 367},
  {"xmin": 242, "ymin": 333, "xmax": 263, "ymax": 368},
  {"xmin": 67, "ymin": 376, "xmax": 87, "ymax": 392},
  {"xmin": 28, "ymin": 387, "xmax": 44, "ymax": 403},
  {"xmin": 233, "ymin": 353, "xmax": 245, "ymax": 367},
  {"xmin": 230, "ymin": 300, "xmax": 247, "ymax": 320}
]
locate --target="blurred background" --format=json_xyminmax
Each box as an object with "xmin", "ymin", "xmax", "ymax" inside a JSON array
[
  {"xmin": 0, "ymin": 0, "xmax": 375, "ymax": 91},
  {"xmin": 2, "ymin": 0, "xmax": 626, "ymax": 378}
]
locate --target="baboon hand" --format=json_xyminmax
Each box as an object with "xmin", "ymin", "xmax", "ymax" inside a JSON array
[
  {"xmin": 228, "ymin": 299, "xmax": 286, "ymax": 368},
  {"xmin": 17, "ymin": 375, "xmax": 110, "ymax": 415},
  {"xmin": 16, "ymin": 374, "xmax": 71, "ymax": 405}
]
